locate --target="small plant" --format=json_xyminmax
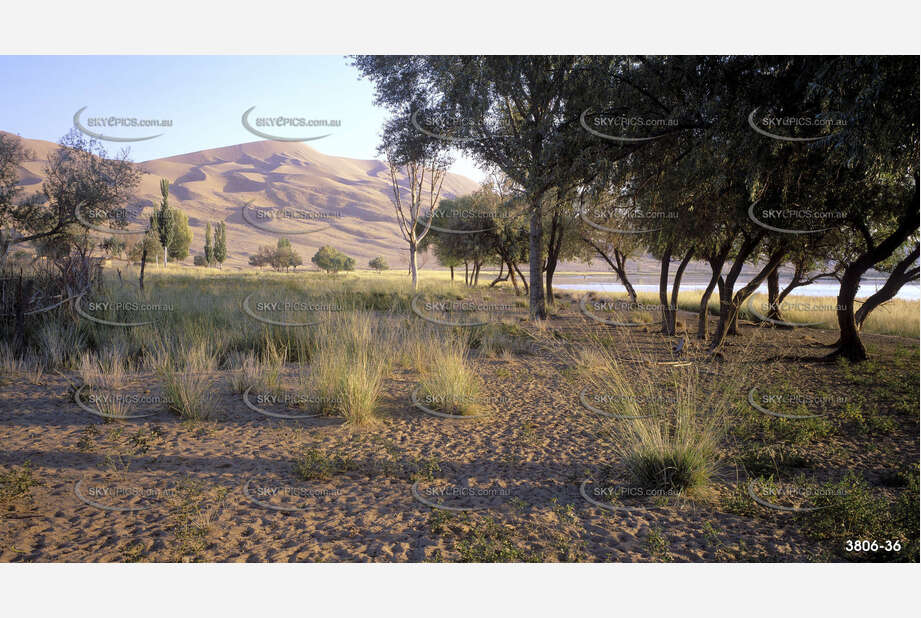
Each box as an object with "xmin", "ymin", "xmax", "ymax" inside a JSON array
[
  {"xmin": 0, "ymin": 462, "xmax": 41, "ymax": 508},
  {"xmin": 645, "ymin": 525, "xmax": 673, "ymax": 562},
  {"xmin": 76, "ymin": 425, "xmax": 100, "ymax": 452},
  {"xmin": 165, "ymin": 477, "xmax": 226, "ymax": 562},
  {"xmin": 78, "ymin": 348, "xmax": 127, "ymax": 391},
  {"xmin": 293, "ymin": 448, "xmax": 356, "ymax": 481},
  {"xmin": 1, "ymin": 461, "xmax": 42, "ymax": 521},
  {"xmin": 455, "ymin": 516, "xmax": 542, "ymax": 563},
  {"xmin": 798, "ymin": 470, "xmax": 919, "ymax": 562},
  {"xmin": 576, "ymin": 329, "xmax": 753, "ymax": 498}
]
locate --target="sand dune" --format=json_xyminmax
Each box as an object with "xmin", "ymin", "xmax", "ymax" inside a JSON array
[{"xmin": 4, "ymin": 131, "xmax": 479, "ymax": 268}]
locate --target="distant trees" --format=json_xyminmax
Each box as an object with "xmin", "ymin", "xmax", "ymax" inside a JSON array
[
  {"xmin": 204, "ymin": 222, "xmax": 213, "ymax": 265},
  {"xmin": 213, "ymin": 221, "xmax": 227, "ymax": 268},
  {"xmin": 248, "ymin": 246, "xmax": 273, "ymax": 269},
  {"xmin": 100, "ymin": 236, "xmax": 126, "ymax": 259},
  {"xmin": 168, "ymin": 208, "xmax": 192, "ymax": 263},
  {"xmin": 201, "ymin": 221, "xmax": 227, "ymax": 268},
  {"xmin": 128, "ymin": 223, "xmax": 162, "ymax": 264},
  {"xmin": 154, "ymin": 179, "xmax": 175, "ymax": 266},
  {"xmin": 145, "ymin": 178, "xmax": 192, "ymax": 266},
  {"xmin": 369, "ymin": 256, "xmax": 389, "ymax": 272},
  {"xmin": 312, "ymin": 245, "xmax": 355, "ymax": 274},
  {"xmin": 248, "ymin": 238, "xmax": 303, "ymax": 272},
  {"xmin": 419, "ymin": 187, "xmax": 529, "ymax": 292}
]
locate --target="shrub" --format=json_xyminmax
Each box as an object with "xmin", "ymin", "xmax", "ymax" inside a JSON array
[
  {"xmin": 161, "ymin": 344, "xmax": 218, "ymax": 421},
  {"xmin": 416, "ymin": 336, "xmax": 485, "ymax": 416},
  {"xmin": 312, "ymin": 245, "xmax": 355, "ymax": 274},
  {"xmin": 369, "ymin": 256, "xmax": 389, "ymax": 272}
]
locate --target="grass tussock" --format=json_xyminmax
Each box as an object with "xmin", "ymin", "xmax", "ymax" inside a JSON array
[
  {"xmin": 574, "ymin": 330, "xmax": 754, "ymax": 497},
  {"xmin": 415, "ymin": 334, "xmax": 486, "ymax": 416},
  {"xmin": 298, "ymin": 312, "xmax": 392, "ymax": 426},
  {"xmin": 230, "ymin": 337, "xmax": 287, "ymax": 394},
  {"xmin": 161, "ymin": 344, "xmax": 218, "ymax": 421}
]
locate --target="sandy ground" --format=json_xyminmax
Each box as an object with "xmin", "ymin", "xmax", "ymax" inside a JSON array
[{"xmin": 1, "ymin": 309, "xmax": 917, "ymax": 562}]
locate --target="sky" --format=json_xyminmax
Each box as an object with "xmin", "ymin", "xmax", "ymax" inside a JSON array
[{"xmin": 0, "ymin": 55, "xmax": 485, "ymax": 182}]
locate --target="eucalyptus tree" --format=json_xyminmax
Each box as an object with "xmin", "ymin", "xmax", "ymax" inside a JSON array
[
  {"xmin": 743, "ymin": 55, "xmax": 919, "ymax": 361},
  {"xmin": 1, "ymin": 130, "xmax": 141, "ymax": 269},
  {"xmin": 378, "ymin": 115, "xmax": 451, "ymax": 291},
  {"xmin": 353, "ymin": 55, "xmax": 614, "ymax": 319}
]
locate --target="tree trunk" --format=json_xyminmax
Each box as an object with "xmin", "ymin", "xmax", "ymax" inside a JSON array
[
  {"xmin": 544, "ymin": 210, "xmax": 564, "ymax": 307},
  {"xmin": 709, "ymin": 234, "xmax": 768, "ymax": 350},
  {"xmin": 615, "ymin": 250, "xmax": 638, "ymax": 303},
  {"xmin": 528, "ymin": 199, "xmax": 546, "ymax": 320},
  {"xmin": 658, "ymin": 246, "xmax": 673, "ymax": 335},
  {"xmin": 697, "ymin": 247, "xmax": 729, "ymax": 340},
  {"xmin": 833, "ymin": 188, "xmax": 919, "ymax": 362},
  {"xmin": 855, "ymin": 244, "xmax": 919, "ymax": 330},
  {"xmin": 583, "ymin": 237, "xmax": 637, "ymax": 303},
  {"xmin": 835, "ymin": 265, "xmax": 867, "ymax": 361},
  {"xmin": 668, "ymin": 248, "xmax": 694, "ymax": 334},
  {"xmin": 506, "ymin": 260, "xmax": 520, "ymax": 294},
  {"xmin": 139, "ymin": 244, "xmax": 148, "ymax": 290},
  {"xmin": 715, "ymin": 247, "xmax": 787, "ymax": 348},
  {"xmin": 766, "ymin": 266, "xmax": 781, "ymax": 321},
  {"xmin": 490, "ymin": 262, "xmax": 508, "ymax": 288},
  {"xmin": 14, "ymin": 272, "xmax": 28, "ymax": 354},
  {"xmin": 449, "ymin": 265, "xmax": 454, "ymax": 283},
  {"xmin": 545, "ymin": 263, "xmax": 556, "ymax": 308},
  {"xmin": 513, "ymin": 262, "xmax": 528, "ymax": 294},
  {"xmin": 409, "ymin": 241, "xmax": 419, "ymax": 290}
]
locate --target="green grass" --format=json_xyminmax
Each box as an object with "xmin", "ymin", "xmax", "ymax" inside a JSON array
[{"xmin": 0, "ymin": 462, "xmax": 40, "ymax": 509}]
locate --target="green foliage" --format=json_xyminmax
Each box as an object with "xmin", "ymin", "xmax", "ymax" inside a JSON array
[
  {"xmin": 311, "ymin": 245, "xmax": 355, "ymax": 274},
  {"xmin": 167, "ymin": 208, "xmax": 193, "ymax": 262},
  {"xmin": 368, "ymin": 256, "xmax": 389, "ymax": 272},
  {"xmin": 154, "ymin": 179, "xmax": 175, "ymax": 264},
  {"xmin": 203, "ymin": 222, "xmax": 213, "ymax": 265},
  {"xmin": 293, "ymin": 448, "xmax": 356, "ymax": 481},
  {"xmin": 100, "ymin": 236, "xmax": 126, "ymax": 258},
  {"xmin": 127, "ymin": 224, "xmax": 162, "ymax": 264},
  {"xmin": 248, "ymin": 237, "xmax": 303, "ymax": 271},
  {"xmin": 797, "ymin": 470, "xmax": 919, "ymax": 562},
  {"xmin": 0, "ymin": 461, "xmax": 40, "ymax": 507},
  {"xmin": 213, "ymin": 221, "xmax": 227, "ymax": 267}
]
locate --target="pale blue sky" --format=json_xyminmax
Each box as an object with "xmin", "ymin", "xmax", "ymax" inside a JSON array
[{"xmin": 0, "ymin": 55, "xmax": 484, "ymax": 181}]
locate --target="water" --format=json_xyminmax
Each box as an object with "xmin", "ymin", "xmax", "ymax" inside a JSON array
[{"xmin": 554, "ymin": 278, "xmax": 920, "ymax": 301}]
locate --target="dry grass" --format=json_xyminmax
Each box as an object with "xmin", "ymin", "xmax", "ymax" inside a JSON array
[
  {"xmin": 573, "ymin": 330, "xmax": 755, "ymax": 497},
  {"xmin": 300, "ymin": 312, "xmax": 392, "ymax": 426},
  {"xmin": 416, "ymin": 335, "xmax": 485, "ymax": 417},
  {"xmin": 160, "ymin": 344, "xmax": 218, "ymax": 421}
]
